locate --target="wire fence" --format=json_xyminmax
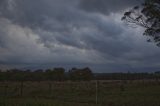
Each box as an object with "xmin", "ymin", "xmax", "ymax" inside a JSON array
[
  {"xmin": 0, "ymin": 80, "xmax": 126, "ymax": 104},
  {"xmin": 0, "ymin": 80, "xmax": 160, "ymax": 105}
]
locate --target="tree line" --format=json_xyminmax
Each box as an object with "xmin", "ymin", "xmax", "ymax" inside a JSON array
[
  {"xmin": 0, "ymin": 67, "xmax": 160, "ymax": 81},
  {"xmin": 0, "ymin": 67, "xmax": 93, "ymax": 81},
  {"xmin": 95, "ymin": 72, "xmax": 160, "ymax": 81}
]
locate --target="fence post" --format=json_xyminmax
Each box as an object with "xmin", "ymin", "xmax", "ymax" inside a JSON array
[
  {"xmin": 20, "ymin": 81, "xmax": 24, "ymax": 97},
  {"xmin": 4, "ymin": 83, "xmax": 8, "ymax": 97},
  {"xmin": 49, "ymin": 82, "xmax": 52, "ymax": 97},
  {"xmin": 96, "ymin": 80, "xmax": 98, "ymax": 104}
]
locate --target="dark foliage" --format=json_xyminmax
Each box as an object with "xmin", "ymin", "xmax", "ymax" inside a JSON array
[
  {"xmin": 0, "ymin": 67, "xmax": 160, "ymax": 81},
  {"xmin": 69, "ymin": 67, "xmax": 93, "ymax": 81},
  {"xmin": 95, "ymin": 72, "xmax": 160, "ymax": 80},
  {"xmin": 0, "ymin": 67, "xmax": 93, "ymax": 81},
  {"xmin": 122, "ymin": 0, "xmax": 160, "ymax": 46}
]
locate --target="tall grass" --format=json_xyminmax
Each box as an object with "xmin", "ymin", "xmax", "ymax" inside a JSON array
[{"xmin": 0, "ymin": 80, "xmax": 160, "ymax": 106}]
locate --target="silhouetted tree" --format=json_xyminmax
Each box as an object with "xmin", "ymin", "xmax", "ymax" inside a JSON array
[
  {"xmin": 45, "ymin": 69, "xmax": 53, "ymax": 80},
  {"xmin": 69, "ymin": 67, "xmax": 93, "ymax": 81},
  {"xmin": 52, "ymin": 68, "xmax": 65, "ymax": 81},
  {"xmin": 34, "ymin": 69, "xmax": 45, "ymax": 81},
  {"xmin": 154, "ymin": 71, "xmax": 160, "ymax": 81},
  {"xmin": 122, "ymin": 0, "xmax": 160, "ymax": 46}
]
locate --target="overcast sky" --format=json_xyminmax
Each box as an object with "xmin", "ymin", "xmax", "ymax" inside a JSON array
[{"xmin": 0, "ymin": 0, "xmax": 160, "ymax": 72}]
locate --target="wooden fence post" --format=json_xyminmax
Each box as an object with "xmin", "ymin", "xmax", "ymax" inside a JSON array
[
  {"xmin": 20, "ymin": 81, "xmax": 24, "ymax": 97},
  {"xmin": 96, "ymin": 80, "xmax": 98, "ymax": 104},
  {"xmin": 49, "ymin": 82, "xmax": 52, "ymax": 97},
  {"xmin": 4, "ymin": 83, "xmax": 8, "ymax": 97}
]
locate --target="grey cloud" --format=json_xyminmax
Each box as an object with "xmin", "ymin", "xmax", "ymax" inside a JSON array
[
  {"xmin": 0, "ymin": 0, "xmax": 78, "ymax": 28},
  {"xmin": 0, "ymin": 0, "xmax": 160, "ymax": 72},
  {"xmin": 79, "ymin": 0, "xmax": 144, "ymax": 14}
]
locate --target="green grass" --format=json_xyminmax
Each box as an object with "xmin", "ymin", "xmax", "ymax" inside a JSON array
[{"xmin": 0, "ymin": 80, "xmax": 160, "ymax": 106}]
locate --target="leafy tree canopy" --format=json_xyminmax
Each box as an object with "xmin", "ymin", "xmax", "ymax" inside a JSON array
[{"xmin": 122, "ymin": 0, "xmax": 160, "ymax": 46}]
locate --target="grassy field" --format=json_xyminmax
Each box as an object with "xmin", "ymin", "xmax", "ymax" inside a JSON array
[{"xmin": 0, "ymin": 80, "xmax": 160, "ymax": 106}]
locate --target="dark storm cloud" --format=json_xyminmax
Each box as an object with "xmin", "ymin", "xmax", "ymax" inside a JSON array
[
  {"xmin": 0, "ymin": 0, "xmax": 78, "ymax": 28},
  {"xmin": 79, "ymin": 0, "xmax": 144, "ymax": 14},
  {"xmin": 0, "ymin": 0, "xmax": 159, "ymax": 72}
]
